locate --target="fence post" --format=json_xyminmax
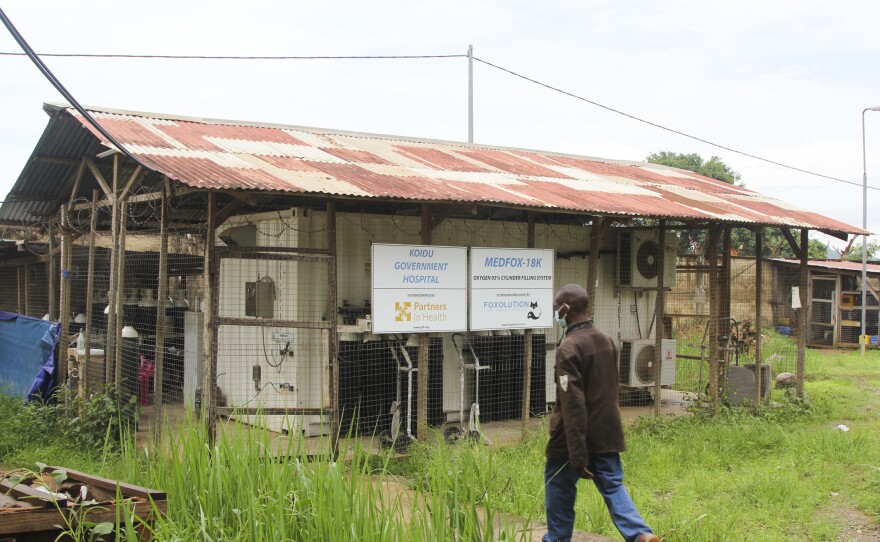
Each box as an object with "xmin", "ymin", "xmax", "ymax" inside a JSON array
[
  {"xmin": 154, "ymin": 184, "xmax": 169, "ymax": 415},
  {"xmin": 522, "ymin": 212, "xmax": 535, "ymax": 428},
  {"xmin": 59, "ymin": 205, "xmax": 72, "ymax": 392},
  {"xmin": 326, "ymin": 200, "xmax": 339, "ymax": 457},
  {"xmin": 418, "ymin": 204, "xmax": 431, "ymax": 437},
  {"xmin": 706, "ymin": 225, "xmax": 721, "ymax": 413},
  {"xmin": 797, "ymin": 228, "xmax": 808, "ymax": 398},
  {"xmin": 754, "ymin": 228, "xmax": 764, "ymax": 405},
  {"xmin": 202, "ymin": 191, "xmax": 217, "ymax": 443},
  {"xmin": 653, "ymin": 220, "xmax": 666, "ymax": 416}
]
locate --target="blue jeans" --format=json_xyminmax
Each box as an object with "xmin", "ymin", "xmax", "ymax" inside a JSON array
[{"xmin": 543, "ymin": 454, "xmax": 653, "ymax": 542}]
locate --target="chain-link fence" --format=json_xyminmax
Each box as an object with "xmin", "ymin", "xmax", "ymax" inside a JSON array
[{"xmin": 20, "ymin": 192, "xmax": 859, "ymax": 449}]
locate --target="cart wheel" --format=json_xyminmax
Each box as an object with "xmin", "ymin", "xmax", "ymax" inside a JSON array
[{"xmin": 443, "ymin": 426, "xmax": 463, "ymax": 442}]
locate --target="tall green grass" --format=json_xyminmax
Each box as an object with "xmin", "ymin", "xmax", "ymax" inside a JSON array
[{"xmin": 4, "ymin": 348, "xmax": 879, "ymax": 541}]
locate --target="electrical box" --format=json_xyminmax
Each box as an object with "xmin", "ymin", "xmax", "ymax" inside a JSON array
[{"xmin": 245, "ymin": 280, "xmax": 275, "ymax": 318}]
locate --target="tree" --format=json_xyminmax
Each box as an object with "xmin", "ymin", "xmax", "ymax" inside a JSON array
[
  {"xmin": 840, "ymin": 239, "xmax": 880, "ymax": 262},
  {"xmin": 646, "ymin": 151, "xmax": 743, "ymax": 185},
  {"xmin": 647, "ymin": 152, "xmax": 825, "ymax": 259}
]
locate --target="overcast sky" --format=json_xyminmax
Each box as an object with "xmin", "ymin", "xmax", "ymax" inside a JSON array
[{"xmin": 1, "ymin": 1, "xmax": 879, "ymax": 249}]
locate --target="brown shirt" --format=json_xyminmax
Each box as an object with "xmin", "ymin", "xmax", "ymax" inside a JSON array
[{"xmin": 545, "ymin": 320, "xmax": 626, "ymax": 470}]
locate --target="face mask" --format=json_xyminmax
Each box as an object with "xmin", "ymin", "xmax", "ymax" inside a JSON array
[{"xmin": 554, "ymin": 304, "xmax": 569, "ymax": 329}]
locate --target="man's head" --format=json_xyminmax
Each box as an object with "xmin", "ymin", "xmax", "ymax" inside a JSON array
[{"xmin": 554, "ymin": 283, "xmax": 589, "ymax": 325}]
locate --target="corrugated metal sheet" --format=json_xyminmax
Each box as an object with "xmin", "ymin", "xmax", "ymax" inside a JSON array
[
  {"xmin": 772, "ymin": 259, "xmax": 880, "ymax": 275},
  {"xmin": 0, "ymin": 104, "xmax": 866, "ymax": 234}
]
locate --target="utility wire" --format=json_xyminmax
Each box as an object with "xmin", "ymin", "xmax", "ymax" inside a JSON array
[
  {"xmin": 473, "ymin": 56, "xmax": 880, "ymax": 192},
  {"xmin": 0, "ymin": 51, "xmax": 465, "ymax": 60},
  {"xmin": 0, "ymin": 8, "xmax": 146, "ymax": 171},
  {"xmin": 0, "ymin": 37, "xmax": 871, "ymax": 191}
]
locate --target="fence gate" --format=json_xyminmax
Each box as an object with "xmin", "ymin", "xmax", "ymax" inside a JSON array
[
  {"xmin": 210, "ymin": 246, "xmax": 337, "ymax": 441},
  {"xmin": 810, "ymin": 275, "xmax": 835, "ymax": 346}
]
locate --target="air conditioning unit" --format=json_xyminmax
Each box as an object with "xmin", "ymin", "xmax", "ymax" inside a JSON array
[
  {"xmin": 617, "ymin": 231, "xmax": 677, "ymax": 288},
  {"xmin": 619, "ymin": 339, "xmax": 676, "ymax": 388}
]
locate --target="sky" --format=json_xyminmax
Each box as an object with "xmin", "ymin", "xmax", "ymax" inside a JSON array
[{"xmin": 1, "ymin": 0, "xmax": 879, "ymax": 250}]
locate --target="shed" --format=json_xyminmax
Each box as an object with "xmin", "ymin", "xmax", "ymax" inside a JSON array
[
  {"xmin": 769, "ymin": 259, "xmax": 880, "ymax": 348},
  {"xmin": 0, "ymin": 103, "xmax": 867, "ymax": 446}
]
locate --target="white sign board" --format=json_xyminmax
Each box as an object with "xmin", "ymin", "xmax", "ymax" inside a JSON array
[
  {"xmin": 372, "ymin": 244, "xmax": 468, "ymax": 333},
  {"xmin": 470, "ymin": 247, "xmax": 555, "ymax": 330}
]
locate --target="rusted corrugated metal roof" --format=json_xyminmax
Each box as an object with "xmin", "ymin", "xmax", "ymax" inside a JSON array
[
  {"xmin": 0, "ymin": 104, "xmax": 866, "ymax": 234},
  {"xmin": 772, "ymin": 259, "xmax": 880, "ymax": 275}
]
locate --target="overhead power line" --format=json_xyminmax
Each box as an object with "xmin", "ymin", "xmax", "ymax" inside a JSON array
[
  {"xmin": 0, "ymin": 51, "xmax": 465, "ymax": 60},
  {"xmin": 0, "ymin": 7, "xmax": 146, "ymax": 171},
  {"xmin": 473, "ymin": 56, "xmax": 879, "ymax": 192},
  {"xmin": 0, "ymin": 43, "xmax": 873, "ymax": 191}
]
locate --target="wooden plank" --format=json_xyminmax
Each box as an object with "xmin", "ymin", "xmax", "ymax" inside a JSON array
[
  {"xmin": 653, "ymin": 220, "xmax": 667, "ymax": 416},
  {"xmin": 522, "ymin": 211, "xmax": 535, "ymax": 425},
  {"xmin": 118, "ymin": 165, "xmax": 144, "ymax": 202},
  {"xmin": 67, "ymin": 158, "xmax": 87, "ymax": 206},
  {"xmin": 326, "ymin": 200, "xmax": 339, "ymax": 458},
  {"xmin": 217, "ymin": 317, "xmax": 332, "ymax": 329},
  {"xmin": 84, "ymin": 158, "xmax": 112, "ymax": 198},
  {"xmin": 215, "ymin": 407, "xmax": 330, "ymax": 416},
  {"xmin": 46, "ymin": 466, "xmax": 166, "ymax": 501}
]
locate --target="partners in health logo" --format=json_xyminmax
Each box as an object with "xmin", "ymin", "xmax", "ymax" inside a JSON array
[{"xmin": 395, "ymin": 301, "xmax": 412, "ymax": 322}]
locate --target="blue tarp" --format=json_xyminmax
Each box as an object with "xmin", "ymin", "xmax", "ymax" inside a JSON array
[{"xmin": 0, "ymin": 312, "xmax": 60, "ymax": 401}]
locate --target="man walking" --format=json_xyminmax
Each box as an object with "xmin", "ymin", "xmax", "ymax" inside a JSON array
[{"xmin": 544, "ymin": 284, "xmax": 659, "ymax": 542}]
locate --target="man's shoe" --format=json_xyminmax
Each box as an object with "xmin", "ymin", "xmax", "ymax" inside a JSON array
[{"xmin": 638, "ymin": 534, "xmax": 660, "ymax": 542}]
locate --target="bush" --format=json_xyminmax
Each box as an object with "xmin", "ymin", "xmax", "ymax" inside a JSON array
[{"xmin": 0, "ymin": 386, "xmax": 137, "ymax": 458}]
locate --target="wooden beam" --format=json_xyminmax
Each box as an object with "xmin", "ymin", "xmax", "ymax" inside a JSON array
[
  {"xmin": 66, "ymin": 159, "xmax": 87, "ymax": 206},
  {"xmin": 418, "ymin": 203, "xmax": 431, "ymax": 437},
  {"xmin": 706, "ymin": 224, "xmax": 721, "ymax": 413},
  {"xmin": 522, "ymin": 211, "xmax": 536, "ymax": 426},
  {"xmin": 797, "ymin": 228, "xmax": 808, "ymax": 398},
  {"xmin": 154, "ymin": 187, "xmax": 169, "ymax": 410},
  {"xmin": 117, "ymin": 165, "xmax": 144, "ymax": 202},
  {"xmin": 83, "ymin": 190, "xmax": 98, "ymax": 397},
  {"xmin": 780, "ymin": 228, "xmax": 803, "ymax": 260},
  {"xmin": 326, "ymin": 200, "xmax": 339, "ymax": 458},
  {"xmin": 653, "ymin": 220, "xmax": 667, "ymax": 416},
  {"xmin": 202, "ymin": 192, "xmax": 218, "ymax": 443},
  {"xmin": 59, "ymin": 205, "xmax": 72, "ymax": 390},
  {"xmin": 114, "ymin": 201, "xmax": 127, "ymax": 393},
  {"xmin": 48, "ymin": 223, "xmax": 57, "ymax": 321},
  {"xmin": 586, "ymin": 217, "xmax": 609, "ymax": 320},
  {"xmin": 214, "ymin": 198, "xmax": 247, "ymax": 227},
  {"xmin": 754, "ymin": 228, "xmax": 764, "ymax": 405},
  {"xmin": 84, "ymin": 158, "xmax": 112, "ymax": 198}
]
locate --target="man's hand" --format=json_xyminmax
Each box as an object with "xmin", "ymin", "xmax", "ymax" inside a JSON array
[{"xmin": 579, "ymin": 467, "xmax": 594, "ymax": 479}]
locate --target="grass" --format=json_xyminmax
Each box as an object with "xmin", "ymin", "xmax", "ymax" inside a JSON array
[
  {"xmin": 2, "ymin": 348, "xmax": 879, "ymax": 540},
  {"xmin": 673, "ymin": 325, "xmax": 821, "ymax": 394}
]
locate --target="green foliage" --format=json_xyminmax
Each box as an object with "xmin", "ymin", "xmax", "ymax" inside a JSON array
[
  {"xmin": 4, "ymin": 350, "xmax": 880, "ymax": 541},
  {"xmin": 0, "ymin": 386, "xmax": 137, "ymax": 463},
  {"xmin": 647, "ymin": 151, "xmax": 742, "ymax": 185},
  {"xmin": 841, "ymin": 240, "xmax": 880, "ymax": 262}
]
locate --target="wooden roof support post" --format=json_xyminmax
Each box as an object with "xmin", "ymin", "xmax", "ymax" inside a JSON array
[
  {"xmin": 522, "ymin": 211, "xmax": 536, "ymax": 427},
  {"xmin": 59, "ymin": 205, "xmax": 72, "ymax": 391},
  {"xmin": 326, "ymin": 200, "xmax": 339, "ymax": 458},
  {"xmin": 754, "ymin": 227, "xmax": 764, "ymax": 405},
  {"xmin": 706, "ymin": 224, "xmax": 721, "ymax": 413},
  {"xmin": 105, "ymin": 160, "xmax": 119, "ymax": 387},
  {"xmin": 202, "ymin": 191, "xmax": 218, "ymax": 444},
  {"xmin": 797, "ymin": 228, "xmax": 808, "ymax": 398},
  {"xmin": 653, "ymin": 220, "xmax": 667, "ymax": 416},
  {"xmin": 721, "ymin": 226, "xmax": 732, "ymax": 321},
  {"xmin": 154, "ymin": 183, "xmax": 169, "ymax": 412},
  {"xmin": 587, "ymin": 218, "xmax": 609, "ymax": 320},
  {"xmin": 114, "ymin": 202, "xmax": 127, "ymax": 393},
  {"xmin": 83, "ymin": 190, "xmax": 98, "ymax": 396},
  {"xmin": 418, "ymin": 203, "xmax": 431, "ymax": 437},
  {"xmin": 48, "ymin": 222, "xmax": 57, "ymax": 321}
]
